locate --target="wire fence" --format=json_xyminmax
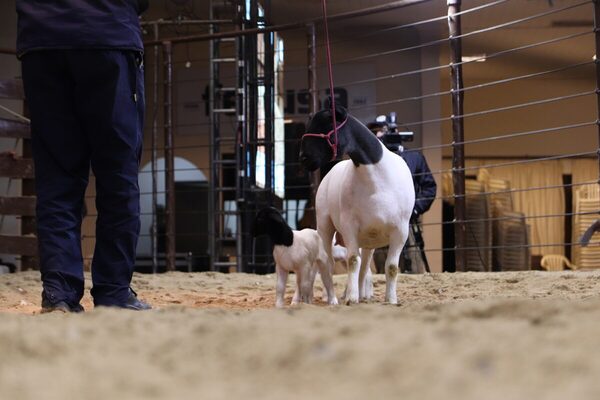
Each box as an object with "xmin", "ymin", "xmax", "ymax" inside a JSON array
[{"xmin": 1, "ymin": 0, "xmax": 599, "ymax": 274}]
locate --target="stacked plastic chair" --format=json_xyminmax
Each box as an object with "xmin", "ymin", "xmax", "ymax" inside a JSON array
[
  {"xmin": 465, "ymin": 179, "xmax": 492, "ymax": 271},
  {"xmin": 573, "ymin": 184, "xmax": 600, "ymax": 268}
]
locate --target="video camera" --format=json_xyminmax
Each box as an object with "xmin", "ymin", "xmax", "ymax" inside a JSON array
[{"xmin": 368, "ymin": 112, "xmax": 413, "ymax": 150}]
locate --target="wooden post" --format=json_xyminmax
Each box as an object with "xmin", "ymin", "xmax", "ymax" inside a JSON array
[
  {"xmin": 448, "ymin": 0, "xmax": 467, "ymax": 271},
  {"xmin": 162, "ymin": 41, "xmax": 176, "ymax": 272},
  {"xmin": 307, "ymin": 22, "xmax": 320, "ymax": 228},
  {"xmin": 594, "ymin": 0, "xmax": 600, "ymax": 185}
]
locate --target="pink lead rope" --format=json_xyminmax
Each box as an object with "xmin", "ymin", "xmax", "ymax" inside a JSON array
[
  {"xmin": 322, "ymin": 0, "xmax": 338, "ymax": 158},
  {"xmin": 301, "ymin": 0, "xmax": 342, "ymax": 162}
]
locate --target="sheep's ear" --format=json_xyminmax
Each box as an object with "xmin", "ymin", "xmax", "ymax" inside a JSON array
[
  {"xmin": 334, "ymin": 103, "xmax": 347, "ymax": 121},
  {"xmin": 323, "ymin": 97, "xmax": 348, "ymax": 121}
]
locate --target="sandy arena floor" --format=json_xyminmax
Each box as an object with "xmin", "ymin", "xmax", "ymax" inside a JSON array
[{"xmin": 2, "ymin": 269, "xmax": 600, "ymax": 400}]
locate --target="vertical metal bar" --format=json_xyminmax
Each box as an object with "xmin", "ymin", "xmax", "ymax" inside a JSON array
[
  {"xmin": 162, "ymin": 41, "xmax": 176, "ymax": 272},
  {"xmin": 307, "ymin": 22, "xmax": 320, "ymax": 228},
  {"xmin": 594, "ymin": 0, "xmax": 600, "ymax": 185},
  {"xmin": 447, "ymin": 0, "xmax": 467, "ymax": 272},
  {"xmin": 264, "ymin": 0, "xmax": 274, "ymax": 195},
  {"xmin": 264, "ymin": 30, "xmax": 274, "ymax": 193},
  {"xmin": 248, "ymin": 0, "xmax": 259, "ymax": 186},
  {"xmin": 235, "ymin": 1, "xmax": 246, "ymax": 273},
  {"xmin": 208, "ymin": 1, "xmax": 217, "ymax": 272},
  {"xmin": 151, "ymin": 23, "xmax": 159, "ymax": 274}
]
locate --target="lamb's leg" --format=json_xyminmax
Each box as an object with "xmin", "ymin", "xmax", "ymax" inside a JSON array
[
  {"xmin": 317, "ymin": 219, "xmax": 338, "ymax": 305},
  {"xmin": 307, "ymin": 266, "xmax": 317, "ymax": 303},
  {"xmin": 292, "ymin": 271, "xmax": 303, "ymax": 305},
  {"xmin": 359, "ymin": 248, "xmax": 374, "ymax": 301},
  {"xmin": 299, "ymin": 265, "xmax": 315, "ymax": 304},
  {"xmin": 275, "ymin": 265, "xmax": 289, "ymax": 308},
  {"xmin": 385, "ymin": 227, "xmax": 409, "ymax": 304}
]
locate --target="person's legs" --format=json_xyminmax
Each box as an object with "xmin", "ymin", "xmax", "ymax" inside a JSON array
[
  {"xmin": 68, "ymin": 50, "xmax": 145, "ymax": 306},
  {"xmin": 21, "ymin": 51, "xmax": 91, "ymax": 309}
]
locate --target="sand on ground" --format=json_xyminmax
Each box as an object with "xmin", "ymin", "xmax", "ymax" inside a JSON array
[{"xmin": 1, "ymin": 269, "xmax": 600, "ymax": 400}]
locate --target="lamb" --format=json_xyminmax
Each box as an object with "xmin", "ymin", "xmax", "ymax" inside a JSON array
[
  {"xmin": 253, "ymin": 207, "xmax": 339, "ymax": 307},
  {"xmin": 299, "ymin": 104, "xmax": 415, "ymax": 304}
]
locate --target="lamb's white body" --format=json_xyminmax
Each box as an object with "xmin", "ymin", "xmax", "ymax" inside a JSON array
[
  {"xmin": 316, "ymin": 141, "xmax": 415, "ymax": 304},
  {"xmin": 272, "ymin": 228, "xmax": 331, "ymax": 308}
]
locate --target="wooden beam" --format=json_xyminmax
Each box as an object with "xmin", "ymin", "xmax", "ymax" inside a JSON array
[
  {"xmin": 0, "ymin": 235, "xmax": 37, "ymax": 256},
  {"xmin": 0, "ymin": 118, "xmax": 30, "ymax": 139},
  {"xmin": 0, "ymin": 79, "xmax": 24, "ymax": 100},
  {"xmin": 0, "ymin": 196, "xmax": 36, "ymax": 216},
  {"xmin": 0, "ymin": 152, "xmax": 34, "ymax": 179}
]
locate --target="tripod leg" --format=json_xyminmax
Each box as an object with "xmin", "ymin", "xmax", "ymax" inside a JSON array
[{"xmin": 411, "ymin": 222, "xmax": 431, "ymax": 273}]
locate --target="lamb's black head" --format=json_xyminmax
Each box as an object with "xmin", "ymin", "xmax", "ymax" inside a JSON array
[
  {"xmin": 253, "ymin": 206, "xmax": 293, "ymax": 246},
  {"xmin": 299, "ymin": 104, "xmax": 348, "ymax": 171}
]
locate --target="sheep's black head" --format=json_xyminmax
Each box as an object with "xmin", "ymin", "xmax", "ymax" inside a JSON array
[
  {"xmin": 252, "ymin": 207, "xmax": 294, "ymax": 246},
  {"xmin": 299, "ymin": 104, "xmax": 348, "ymax": 171}
]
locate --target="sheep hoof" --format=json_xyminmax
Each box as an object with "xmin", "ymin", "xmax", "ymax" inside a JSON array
[
  {"xmin": 328, "ymin": 296, "xmax": 339, "ymax": 306},
  {"xmin": 345, "ymin": 294, "xmax": 359, "ymax": 305},
  {"xmin": 385, "ymin": 296, "xmax": 398, "ymax": 305}
]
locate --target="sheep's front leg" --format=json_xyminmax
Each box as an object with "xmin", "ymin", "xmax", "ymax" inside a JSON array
[
  {"xmin": 385, "ymin": 228, "xmax": 409, "ymax": 304},
  {"xmin": 345, "ymin": 247, "xmax": 361, "ymax": 305},
  {"xmin": 275, "ymin": 265, "xmax": 289, "ymax": 308},
  {"xmin": 359, "ymin": 248, "xmax": 374, "ymax": 301},
  {"xmin": 317, "ymin": 219, "xmax": 338, "ymax": 305}
]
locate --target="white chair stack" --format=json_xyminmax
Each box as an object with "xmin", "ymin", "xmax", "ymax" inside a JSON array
[{"xmin": 573, "ymin": 184, "xmax": 600, "ymax": 268}]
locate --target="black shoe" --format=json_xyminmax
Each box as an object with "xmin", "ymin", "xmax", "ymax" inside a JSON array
[
  {"xmin": 41, "ymin": 295, "xmax": 85, "ymax": 314},
  {"xmin": 120, "ymin": 289, "xmax": 152, "ymax": 311},
  {"xmin": 93, "ymin": 289, "xmax": 152, "ymax": 310}
]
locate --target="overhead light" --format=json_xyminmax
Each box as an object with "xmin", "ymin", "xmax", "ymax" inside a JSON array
[{"xmin": 461, "ymin": 54, "xmax": 486, "ymax": 63}]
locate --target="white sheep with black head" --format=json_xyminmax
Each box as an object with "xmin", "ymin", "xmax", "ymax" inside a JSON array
[
  {"xmin": 253, "ymin": 207, "xmax": 339, "ymax": 307},
  {"xmin": 299, "ymin": 105, "xmax": 415, "ymax": 304}
]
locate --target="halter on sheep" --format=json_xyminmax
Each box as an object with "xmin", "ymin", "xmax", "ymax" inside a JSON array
[{"xmin": 300, "ymin": 105, "xmax": 415, "ymax": 304}]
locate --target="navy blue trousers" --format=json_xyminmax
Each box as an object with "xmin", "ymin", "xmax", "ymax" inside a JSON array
[{"xmin": 21, "ymin": 50, "xmax": 144, "ymax": 307}]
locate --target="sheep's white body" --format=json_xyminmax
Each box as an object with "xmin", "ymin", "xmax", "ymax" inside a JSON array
[
  {"xmin": 316, "ymin": 141, "xmax": 415, "ymax": 304},
  {"xmin": 272, "ymin": 228, "xmax": 330, "ymax": 308}
]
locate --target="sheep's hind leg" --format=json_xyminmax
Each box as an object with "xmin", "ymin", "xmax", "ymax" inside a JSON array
[
  {"xmin": 385, "ymin": 228, "xmax": 409, "ymax": 304},
  {"xmin": 296, "ymin": 265, "xmax": 314, "ymax": 304},
  {"xmin": 359, "ymin": 248, "xmax": 374, "ymax": 301},
  {"xmin": 317, "ymin": 219, "xmax": 338, "ymax": 305},
  {"xmin": 344, "ymin": 245, "xmax": 361, "ymax": 305},
  {"xmin": 317, "ymin": 260, "xmax": 338, "ymax": 305},
  {"xmin": 365, "ymin": 267, "xmax": 374, "ymax": 299}
]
